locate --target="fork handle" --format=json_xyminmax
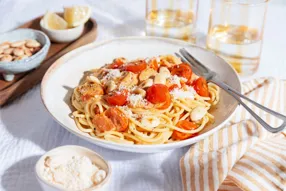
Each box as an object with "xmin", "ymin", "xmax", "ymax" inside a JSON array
[{"xmin": 211, "ymin": 78, "xmax": 286, "ymax": 133}]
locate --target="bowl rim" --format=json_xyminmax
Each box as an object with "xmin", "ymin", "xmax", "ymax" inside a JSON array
[
  {"xmin": 0, "ymin": 28, "xmax": 50, "ymax": 66},
  {"xmin": 39, "ymin": 19, "xmax": 84, "ymax": 33},
  {"xmin": 35, "ymin": 145, "xmax": 112, "ymax": 190},
  {"xmin": 41, "ymin": 36, "xmax": 242, "ymax": 151}
]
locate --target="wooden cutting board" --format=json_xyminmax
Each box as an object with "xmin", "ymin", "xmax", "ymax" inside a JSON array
[{"xmin": 0, "ymin": 15, "xmax": 97, "ymax": 106}]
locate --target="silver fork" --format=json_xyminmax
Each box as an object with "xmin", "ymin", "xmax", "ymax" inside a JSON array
[{"xmin": 176, "ymin": 48, "xmax": 286, "ymax": 133}]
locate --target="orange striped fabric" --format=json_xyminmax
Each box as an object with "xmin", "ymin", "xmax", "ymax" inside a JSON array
[{"xmin": 180, "ymin": 78, "xmax": 286, "ymax": 191}]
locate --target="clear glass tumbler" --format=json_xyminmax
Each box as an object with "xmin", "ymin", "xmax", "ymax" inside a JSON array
[
  {"xmin": 145, "ymin": 0, "xmax": 199, "ymax": 42},
  {"xmin": 206, "ymin": 0, "xmax": 269, "ymax": 76}
]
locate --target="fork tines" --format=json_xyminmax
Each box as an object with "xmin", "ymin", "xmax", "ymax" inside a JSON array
[{"xmin": 179, "ymin": 48, "xmax": 210, "ymax": 74}]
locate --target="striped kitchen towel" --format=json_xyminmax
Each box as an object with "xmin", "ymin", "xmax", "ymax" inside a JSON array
[{"xmin": 180, "ymin": 78, "xmax": 286, "ymax": 191}]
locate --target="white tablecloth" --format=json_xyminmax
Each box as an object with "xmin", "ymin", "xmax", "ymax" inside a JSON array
[{"xmin": 0, "ymin": 0, "xmax": 285, "ymax": 191}]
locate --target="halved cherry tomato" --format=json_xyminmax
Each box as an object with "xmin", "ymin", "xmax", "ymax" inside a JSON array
[
  {"xmin": 105, "ymin": 107, "xmax": 129, "ymax": 132},
  {"xmin": 146, "ymin": 84, "xmax": 170, "ymax": 104},
  {"xmin": 193, "ymin": 77, "xmax": 209, "ymax": 97},
  {"xmin": 172, "ymin": 120, "xmax": 198, "ymax": 140},
  {"xmin": 157, "ymin": 92, "xmax": 171, "ymax": 110},
  {"xmin": 92, "ymin": 113, "xmax": 115, "ymax": 133},
  {"xmin": 108, "ymin": 57, "xmax": 126, "ymax": 69},
  {"xmin": 106, "ymin": 89, "xmax": 128, "ymax": 106},
  {"xmin": 148, "ymin": 58, "xmax": 159, "ymax": 71},
  {"xmin": 171, "ymin": 63, "xmax": 192, "ymax": 82},
  {"xmin": 79, "ymin": 82, "xmax": 104, "ymax": 102},
  {"xmin": 123, "ymin": 60, "xmax": 147, "ymax": 73},
  {"xmin": 168, "ymin": 84, "xmax": 179, "ymax": 91}
]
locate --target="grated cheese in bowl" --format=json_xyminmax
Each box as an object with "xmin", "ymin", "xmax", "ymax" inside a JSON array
[
  {"xmin": 35, "ymin": 145, "xmax": 110, "ymax": 191},
  {"xmin": 42, "ymin": 156, "xmax": 106, "ymax": 190}
]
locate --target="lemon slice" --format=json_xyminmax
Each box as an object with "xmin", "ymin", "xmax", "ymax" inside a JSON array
[
  {"xmin": 64, "ymin": 6, "xmax": 91, "ymax": 27},
  {"xmin": 43, "ymin": 12, "xmax": 68, "ymax": 30}
]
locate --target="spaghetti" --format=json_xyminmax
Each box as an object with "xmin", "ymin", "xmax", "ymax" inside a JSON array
[{"xmin": 71, "ymin": 55, "xmax": 220, "ymax": 145}]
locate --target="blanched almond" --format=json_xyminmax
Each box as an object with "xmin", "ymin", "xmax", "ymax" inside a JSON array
[
  {"xmin": 24, "ymin": 48, "xmax": 32, "ymax": 56},
  {"xmin": 26, "ymin": 40, "xmax": 41, "ymax": 48},
  {"xmin": 159, "ymin": 67, "xmax": 171, "ymax": 78},
  {"xmin": 190, "ymin": 106, "xmax": 207, "ymax": 121},
  {"xmin": 87, "ymin": 75, "xmax": 101, "ymax": 84},
  {"xmin": 13, "ymin": 48, "xmax": 24, "ymax": 56},
  {"xmin": 133, "ymin": 88, "xmax": 146, "ymax": 97},
  {"xmin": 120, "ymin": 72, "xmax": 138, "ymax": 88},
  {"xmin": 11, "ymin": 40, "xmax": 26, "ymax": 48},
  {"xmin": 154, "ymin": 73, "xmax": 166, "ymax": 85},
  {"xmin": 0, "ymin": 55, "xmax": 12, "ymax": 62},
  {"xmin": 139, "ymin": 68, "xmax": 157, "ymax": 81},
  {"xmin": 0, "ymin": 42, "xmax": 10, "ymax": 49},
  {"xmin": 139, "ymin": 78, "xmax": 153, "ymax": 88},
  {"xmin": 3, "ymin": 48, "xmax": 14, "ymax": 55},
  {"xmin": 31, "ymin": 46, "xmax": 41, "ymax": 53},
  {"xmin": 160, "ymin": 55, "xmax": 181, "ymax": 65},
  {"xmin": 105, "ymin": 80, "xmax": 117, "ymax": 93}
]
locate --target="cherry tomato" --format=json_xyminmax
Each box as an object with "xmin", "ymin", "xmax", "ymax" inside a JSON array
[
  {"xmin": 168, "ymin": 84, "xmax": 179, "ymax": 91},
  {"xmin": 106, "ymin": 89, "xmax": 128, "ymax": 106},
  {"xmin": 123, "ymin": 60, "xmax": 147, "ymax": 73},
  {"xmin": 171, "ymin": 63, "xmax": 192, "ymax": 82},
  {"xmin": 105, "ymin": 107, "xmax": 129, "ymax": 132},
  {"xmin": 146, "ymin": 84, "xmax": 170, "ymax": 104},
  {"xmin": 157, "ymin": 92, "xmax": 171, "ymax": 110},
  {"xmin": 172, "ymin": 120, "xmax": 198, "ymax": 140},
  {"xmin": 193, "ymin": 77, "xmax": 209, "ymax": 97},
  {"xmin": 148, "ymin": 58, "xmax": 159, "ymax": 71},
  {"xmin": 79, "ymin": 82, "xmax": 104, "ymax": 102},
  {"xmin": 92, "ymin": 113, "xmax": 115, "ymax": 133},
  {"xmin": 108, "ymin": 57, "xmax": 126, "ymax": 69}
]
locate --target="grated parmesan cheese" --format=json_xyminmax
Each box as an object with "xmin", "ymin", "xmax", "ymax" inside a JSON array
[
  {"xmin": 102, "ymin": 69, "xmax": 121, "ymax": 81},
  {"xmin": 42, "ymin": 156, "xmax": 106, "ymax": 190},
  {"xmin": 170, "ymin": 86, "xmax": 196, "ymax": 99},
  {"xmin": 127, "ymin": 94, "xmax": 146, "ymax": 107},
  {"xmin": 168, "ymin": 75, "xmax": 181, "ymax": 87},
  {"xmin": 180, "ymin": 77, "xmax": 188, "ymax": 82},
  {"xmin": 119, "ymin": 106, "xmax": 138, "ymax": 118}
]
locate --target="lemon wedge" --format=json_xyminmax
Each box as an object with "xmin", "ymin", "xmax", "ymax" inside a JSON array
[
  {"xmin": 43, "ymin": 12, "xmax": 68, "ymax": 30},
  {"xmin": 64, "ymin": 6, "xmax": 91, "ymax": 27}
]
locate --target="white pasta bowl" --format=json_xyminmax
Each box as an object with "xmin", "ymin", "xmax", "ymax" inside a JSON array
[
  {"xmin": 35, "ymin": 145, "xmax": 111, "ymax": 191},
  {"xmin": 41, "ymin": 37, "xmax": 241, "ymax": 153}
]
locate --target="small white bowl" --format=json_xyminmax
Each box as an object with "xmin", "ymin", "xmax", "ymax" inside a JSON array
[
  {"xmin": 35, "ymin": 145, "xmax": 111, "ymax": 191},
  {"xmin": 40, "ymin": 19, "xmax": 84, "ymax": 43},
  {"xmin": 0, "ymin": 28, "xmax": 50, "ymax": 81}
]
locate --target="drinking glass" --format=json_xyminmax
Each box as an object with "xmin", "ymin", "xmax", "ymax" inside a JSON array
[
  {"xmin": 145, "ymin": 0, "xmax": 199, "ymax": 42},
  {"xmin": 206, "ymin": 0, "xmax": 269, "ymax": 76}
]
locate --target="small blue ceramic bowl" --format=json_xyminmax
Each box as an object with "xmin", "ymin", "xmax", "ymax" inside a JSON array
[{"xmin": 0, "ymin": 29, "xmax": 50, "ymax": 81}]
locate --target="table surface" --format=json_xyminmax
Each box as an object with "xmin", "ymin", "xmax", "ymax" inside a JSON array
[{"xmin": 0, "ymin": 0, "xmax": 285, "ymax": 191}]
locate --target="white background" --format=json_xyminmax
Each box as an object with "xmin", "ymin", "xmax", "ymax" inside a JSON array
[{"xmin": 0, "ymin": 0, "xmax": 285, "ymax": 191}]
